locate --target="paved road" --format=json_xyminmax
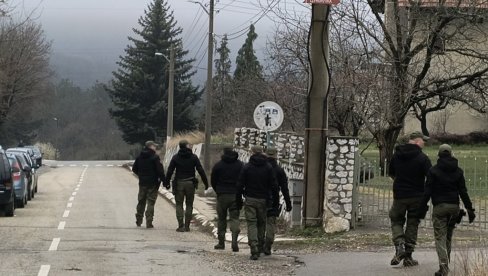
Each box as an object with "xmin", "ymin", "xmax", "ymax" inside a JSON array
[{"xmin": 0, "ymin": 161, "xmax": 224, "ymax": 275}]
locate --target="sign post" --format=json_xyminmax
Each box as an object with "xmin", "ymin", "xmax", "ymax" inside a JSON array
[{"xmin": 253, "ymin": 101, "xmax": 284, "ymax": 148}]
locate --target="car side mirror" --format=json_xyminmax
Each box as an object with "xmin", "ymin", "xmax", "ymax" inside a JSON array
[
  {"xmin": 23, "ymin": 165, "xmax": 31, "ymax": 172},
  {"xmin": 12, "ymin": 167, "xmax": 20, "ymax": 173}
]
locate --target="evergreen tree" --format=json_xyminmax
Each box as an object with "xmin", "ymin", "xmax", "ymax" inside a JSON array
[
  {"xmin": 107, "ymin": 0, "xmax": 200, "ymax": 145},
  {"xmin": 212, "ymin": 35, "xmax": 234, "ymax": 132},
  {"xmin": 234, "ymin": 24, "xmax": 263, "ymax": 80}
]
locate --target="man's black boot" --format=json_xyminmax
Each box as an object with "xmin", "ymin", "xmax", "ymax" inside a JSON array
[
  {"xmin": 231, "ymin": 232, "xmax": 239, "ymax": 252},
  {"xmin": 176, "ymin": 220, "xmax": 185, "ymax": 232},
  {"xmin": 214, "ymin": 235, "xmax": 225, "ymax": 250},
  {"xmin": 434, "ymin": 264, "xmax": 449, "ymax": 276},
  {"xmin": 146, "ymin": 221, "xmax": 154, "ymax": 228},
  {"xmin": 390, "ymin": 244, "xmax": 406, "ymax": 265},
  {"xmin": 184, "ymin": 217, "xmax": 191, "ymax": 232},
  {"xmin": 263, "ymin": 242, "xmax": 272, "ymax": 255},
  {"xmin": 403, "ymin": 253, "xmax": 419, "ymax": 267}
]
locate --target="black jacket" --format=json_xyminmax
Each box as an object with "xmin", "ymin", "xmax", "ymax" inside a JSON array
[
  {"xmin": 268, "ymin": 158, "xmax": 291, "ymax": 212},
  {"xmin": 422, "ymin": 154, "xmax": 473, "ymax": 210},
  {"xmin": 166, "ymin": 148, "xmax": 209, "ymax": 188},
  {"xmin": 237, "ymin": 153, "xmax": 278, "ymax": 201},
  {"xmin": 132, "ymin": 147, "xmax": 165, "ymax": 187},
  {"xmin": 388, "ymin": 144, "xmax": 432, "ymax": 199},
  {"xmin": 211, "ymin": 151, "xmax": 244, "ymax": 194}
]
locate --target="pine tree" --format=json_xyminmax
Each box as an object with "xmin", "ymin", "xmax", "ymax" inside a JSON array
[
  {"xmin": 234, "ymin": 24, "xmax": 263, "ymax": 80},
  {"xmin": 212, "ymin": 35, "xmax": 234, "ymax": 132},
  {"xmin": 107, "ymin": 0, "xmax": 200, "ymax": 145}
]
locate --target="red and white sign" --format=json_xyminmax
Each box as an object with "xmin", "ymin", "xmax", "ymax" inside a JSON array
[{"xmin": 304, "ymin": 0, "xmax": 340, "ymax": 5}]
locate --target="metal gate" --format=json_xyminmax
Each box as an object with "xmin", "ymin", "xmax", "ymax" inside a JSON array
[{"xmin": 352, "ymin": 154, "xmax": 488, "ymax": 231}]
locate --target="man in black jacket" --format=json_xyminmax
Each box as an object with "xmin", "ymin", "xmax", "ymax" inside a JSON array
[
  {"xmin": 211, "ymin": 145, "xmax": 244, "ymax": 252},
  {"xmin": 420, "ymin": 144, "xmax": 475, "ymax": 276},
  {"xmin": 264, "ymin": 147, "xmax": 292, "ymax": 256},
  {"xmin": 388, "ymin": 131, "xmax": 432, "ymax": 267},
  {"xmin": 237, "ymin": 145, "xmax": 278, "ymax": 260},
  {"xmin": 132, "ymin": 141, "xmax": 166, "ymax": 228},
  {"xmin": 166, "ymin": 140, "xmax": 209, "ymax": 232}
]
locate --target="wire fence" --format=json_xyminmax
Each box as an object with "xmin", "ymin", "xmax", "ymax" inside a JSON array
[{"xmin": 353, "ymin": 155, "xmax": 488, "ymax": 231}]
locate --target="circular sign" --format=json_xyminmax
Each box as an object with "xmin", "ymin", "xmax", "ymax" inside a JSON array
[{"xmin": 253, "ymin": 101, "xmax": 284, "ymax": 131}]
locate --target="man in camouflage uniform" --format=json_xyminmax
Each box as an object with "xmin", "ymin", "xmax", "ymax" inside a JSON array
[
  {"xmin": 166, "ymin": 140, "xmax": 209, "ymax": 232},
  {"xmin": 211, "ymin": 145, "xmax": 244, "ymax": 252},
  {"xmin": 237, "ymin": 145, "xmax": 278, "ymax": 260},
  {"xmin": 419, "ymin": 144, "xmax": 475, "ymax": 276},
  {"xmin": 132, "ymin": 141, "xmax": 165, "ymax": 228},
  {"xmin": 388, "ymin": 131, "xmax": 432, "ymax": 267}
]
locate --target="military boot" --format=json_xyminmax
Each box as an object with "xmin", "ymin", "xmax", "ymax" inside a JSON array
[
  {"xmin": 184, "ymin": 217, "xmax": 192, "ymax": 232},
  {"xmin": 263, "ymin": 242, "xmax": 272, "ymax": 256},
  {"xmin": 214, "ymin": 235, "xmax": 225, "ymax": 250},
  {"xmin": 146, "ymin": 221, "xmax": 154, "ymax": 229},
  {"xmin": 135, "ymin": 214, "xmax": 142, "ymax": 227},
  {"xmin": 390, "ymin": 244, "xmax": 406, "ymax": 265},
  {"xmin": 403, "ymin": 253, "xmax": 419, "ymax": 267},
  {"xmin": 250, "ymin": 246, "xmax": 260, "ymax": 260},
  {"xmin": 231, "ymin": 232, "xmax": 239, "ymax": 252},
  {"xmin": 434, "ymin": 264, "xmax": 449, "ymax": 276},
  {"xmin": 176, "ymin": 219, "xmax": 185, "ymax": 232}
]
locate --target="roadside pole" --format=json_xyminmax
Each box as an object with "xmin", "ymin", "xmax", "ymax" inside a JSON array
[
  {"xmin": 167, "ymin": 45, "xmax": 175, "ymax": 143},
  {"xmin": 302, "ymin": 3, "xmax": 332, "ymax": 227},
  {"xmin": 203, "ymin": 0, "xmax": 214, "ymax": 173}
]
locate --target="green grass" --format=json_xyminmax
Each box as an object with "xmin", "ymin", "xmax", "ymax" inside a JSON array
[{"xmin": 359, "ymin": 144, "xmax": 488, "ymax": 195}]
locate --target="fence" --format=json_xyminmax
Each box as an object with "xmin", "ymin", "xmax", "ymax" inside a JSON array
[{"xmin": 353, "ymin": 155, "xmax": 488, "ymax": 231}]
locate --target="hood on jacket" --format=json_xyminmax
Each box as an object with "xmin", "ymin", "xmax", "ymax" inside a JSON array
[
  {"xmin": 221, "ymin": 150, "xmax": 239, "ymax": 163},
  {"xmin": 177, "ymin": 147, "xmax": 193, "ymax": 159},
  {"xmin": 395, "ymin": 144, "xmax": 422, "ymax": 160},
  {"xmin": 250, "ymin": 153, "xmax": 268, "ymax": 166},
  {"xmin": 437, "ymin": 155, "xmax": 458, "ymax": 172},
  {"xmin": 140, "ymin": 147, "xmax": 156, "ymax": 159}
]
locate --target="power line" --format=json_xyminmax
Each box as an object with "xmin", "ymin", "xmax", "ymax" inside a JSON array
[{"xmin": 183, "ymin": 8, "xmax": 204, "ymax": 43}]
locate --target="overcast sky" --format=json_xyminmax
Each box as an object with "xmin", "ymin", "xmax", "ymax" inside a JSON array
[{"xmin": 8, "ymin": 0, "xmax": 310, "ymax": 87}]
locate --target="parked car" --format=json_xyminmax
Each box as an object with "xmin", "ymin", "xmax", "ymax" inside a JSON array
[
  {"xmin": 25, "ymin": 146, "xmax": 42, "ymax": 167},
  {"xmin": 6, "ymin": 150, "xmax": 37, "ymax": 199},
  {"xmin": 0, "ymin": 148, "xmax": 15, "ymax": 216},
  {"xmin": 6, "ymin": 153, "xmax": 29, "ymax": 208},
  {"xmin": 7, "ymin": 147, "xmax": 38, "ymax": 169}
]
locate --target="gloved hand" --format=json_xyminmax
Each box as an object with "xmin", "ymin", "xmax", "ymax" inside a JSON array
[
  {"xmin": 285, "ymin": 204, "xmax": 292, "ymax": 212},
  {"xmin": 417, "ymin": 205, "xmax": 429, "ymax": 219},
  {"xmin": 468, "ymin": 208, "xmax": 476, "ymax": 223}
]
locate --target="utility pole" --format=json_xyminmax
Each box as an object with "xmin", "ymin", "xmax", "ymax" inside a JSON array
[
  {"xmin": 203, "ymin": 0, "xmax": 214, "ymax": 173},
  {"xmin": 167, "ymin": 45, "xmax": 175, "ymax": 142},
  {"xmin": 302, "ymin": 4, "xmax": 331, "ymax": 227}
]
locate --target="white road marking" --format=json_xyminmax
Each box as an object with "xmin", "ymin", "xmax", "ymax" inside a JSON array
[
  {"xmin": 75, "ymin": 187, "xmax": 79, "ymax": 191},
  {"xmin": 49, "ymin": 238, "xmax": 60, "ymax": 251},
  {"xmin": 63, "ymin": 210, "xmax": 70, "ymax": 218},
  {"xmin": 58, "ymin": 165, "xmax": 64, "ymax": 167},
  {"xmin": 83, "ymin": 165, "xmax": 89, "ymax": 167},
  {"xmin": 38, "ymin": 265, "xmax": 50, "ymax": 276},
  {"xmin": 72, "ymin": 192, "xmax": 77, "ymax": 196},
  {"xmin": 67, "ymin": 202, "xmax": 73, "ymax": 208},
  {"xmin": 95, "ymin": 164, "xmax": 102, "ymax": 167},
  {"xmin": 69, "ymin": 164, "xmax": 77, "ymax": 167},
  {"xmin": 117, "ymin": 164, "xmax": 123, "ymax": 167},
  {"xmin": 107, "ymin": 164, "xmax": 114, "ymax": 167},
  {"xmin": 69, "ymin": 197, "xmax": 74, "ymax": 201},
  {"xmin": 58, "ymin": 221, "xmax": 66, "ymax": 230}
]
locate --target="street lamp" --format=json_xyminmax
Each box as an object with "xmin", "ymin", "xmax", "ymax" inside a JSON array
[{"xmin": 155, "ymin": 45, "xmax": 175, "ymax": 144}]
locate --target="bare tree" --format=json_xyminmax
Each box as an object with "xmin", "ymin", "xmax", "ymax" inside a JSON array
[{"xmin": 0, "ymin": 19, "xmax": 52, "ymax": 127}]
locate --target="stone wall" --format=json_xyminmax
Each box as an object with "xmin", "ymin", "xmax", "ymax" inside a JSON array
[{"xmin": 323, "ymin": 137, "xmax": 359, "ymax": 233}]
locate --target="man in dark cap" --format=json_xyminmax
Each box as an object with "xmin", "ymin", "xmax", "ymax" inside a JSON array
[
  {"xmin": 211, "ymin": 144, "xmax": 244, "ymax": 252},
  {"xmin": 166, "ymin": 139, "xmax": 209, "ymax": 232},
  {"xmin": 419, "ymin": 144, "xmax": 475, "ymax": 276},
  {"xmin": 264, "ymin": 147, "xmax": 292, "ymax": 256},
  {"xmin": 388, "ymin": 131, "xmax": 432, "ymax": 267},
  {"xmin": 237, "ymin": 145, "xmax": 278, "ymax": 260},
  {"xmin": 132, "ymin": 141, "xmax": 165, "ymax": 228}
]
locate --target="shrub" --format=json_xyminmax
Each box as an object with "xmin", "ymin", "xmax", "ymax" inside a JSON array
[{"xmin": 468, "ymin": 131, "xmax": 488, "ymax": 144}]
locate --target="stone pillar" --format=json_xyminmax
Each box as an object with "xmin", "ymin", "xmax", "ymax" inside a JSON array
[{"xmin": 323, "ymin": 137, "xmax": 359, "ymax": 233}]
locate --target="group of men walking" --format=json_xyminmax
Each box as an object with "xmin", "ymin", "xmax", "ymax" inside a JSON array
[
  {"xmin": 132, "ymin": 140, "xmax": 291, "ymax": 260},
  {"xmin": 388, "ymin": 132, "xmax": 475, "ymax": 276}
]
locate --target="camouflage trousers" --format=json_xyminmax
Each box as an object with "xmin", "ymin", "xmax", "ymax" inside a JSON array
[
  {"xmin": 389, "ymin": 197, "xmax": 422, "ymax": 252},
  {"xmin": 265, "ymin": 216, "xmax": 277, "ymax": 246},
  {"xmin": 433, "ymin": 203, "xmax": 459, "ymax": 266},
  {"xmin": 216, "ymin": 194, "xmax": 240, "ymax": 239},
  {"xmin": 174, "ymin": 180, "xmax": 195, "ymax": 226},
  {"xmin": 136, "ymin": 185, "xmax": 159, "ymax": 223},
  {"xmin": 245, "ymin": 197, "xmax": 267, "ymax": 255}
]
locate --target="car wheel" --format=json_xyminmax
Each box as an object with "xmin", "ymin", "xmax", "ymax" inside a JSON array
[
  {"xmin": 24, "ymin": 194, "xmax": 28, "ymax": 206},
  {"xmin": 35, "ymin": 184, "xmax": 38, "ymax": 193},
  {"xmin": 31, "ymin": 189, "xmax": 35, "ymax": 199},
  {"xmin": 5, "ymin": 197, "xmax": 15, "ymax": 217},
  {"xmin": 27, "ymin": 185, "xmax": 32, "ymax": 200}
]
